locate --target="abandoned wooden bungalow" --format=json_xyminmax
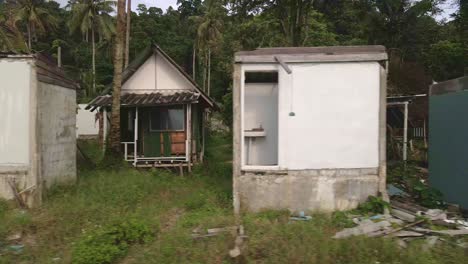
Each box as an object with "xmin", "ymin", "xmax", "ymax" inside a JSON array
[
  {"xmin": 233, "ymin": 46, "xmax": 388, "ymax": 213},
  {"xmin": 87, "ymin": 45, "xmax": 215, "ymax": 169},
  {"xmin": 0, "ymin": 53, "xmax": 79, "ymax": 207}
]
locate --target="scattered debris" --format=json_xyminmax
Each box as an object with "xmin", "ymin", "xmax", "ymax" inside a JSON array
[
  {"xmin": 397, "ymin": 239, "xmax": 407, "ymax": 248},
  {"xmin": 6, "ymin": 233, "xmax": 22, "ymax": 242},
  {"xmin": 192, "ymin": 225, "xmax": 244, "ymax": 239},
  {"xmin": 229, "ymin": 236, "xmax": 244, "ymax": 258},
  {"xmin": 378, "ymin": 220, "xmax": 426, "ymax": 237},
  {"xmin": 207, "ymin": 226, "xmax": 238, "ymax": 234},
  {"xmin": 290, "ymin": 211, "xmax": 312, "ymax": 221},
  {"xmin": 444, "ymin": 219, "xmax": 468, "ymax": 228},
  {"xmin": 423, "ymin": 209, "xmax": 446, "ymax": 221},
  {"xmin": 422, "ymin": 236, "xmax": 439, "ymax": 252},
  {"xmin": 332, "ymin": 194, "xmax": 468, "ymax": 250},
  {"xmin": 7, "ymin": 244, "xmax": 24, "ymax": 254},
  {"xmin": 7, "ymin": 179, "xmax": 26, "ymax": 208},
  {"xmin": 411, "ymin": 227, "xmax": 468, "ymax": 237},
  {"xmin": 391, "ymin": 199, "xmax": 427, "ymax": 214},
  {"xmin": 391, "ymin": 209, "xmax": 416, "ymax": 222},
  {"xmin": 333, "ymin": 220, "xmax": 391, "ymax": 239},
  {"xmin": 387, "ymin": 184, "xmax": 407, "ymax": 196},
  {"xmin": 229, "ymin": 226, "xmax": 246, "ymax": 259},
  {"xmin": 390, "ymin": 230, "xmax": 425, "ymax": 237},
  {"xmin": 387, "ymin": 218, "xmax": 405, "ymax": 225}
]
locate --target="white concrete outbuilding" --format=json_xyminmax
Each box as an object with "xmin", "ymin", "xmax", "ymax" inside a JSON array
[
  {"xmin": 233, "ymin": 46, "xmax": 388, "ymax": 213},
  {"xmin": 0, "ymin": 53, "xmax": 79, "ymax": 207}
]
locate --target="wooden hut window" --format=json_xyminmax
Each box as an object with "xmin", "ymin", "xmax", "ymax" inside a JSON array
[{"xmin": 150, "ymin": 106, "xmax": 185, "ymax": 131}]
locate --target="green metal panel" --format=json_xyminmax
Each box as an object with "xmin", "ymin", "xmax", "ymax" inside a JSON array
[
  {"xmin": 192, "ymin": 105, "xmax": 201, "ymax": 152},
  {"xmin": 163, "ymin": 132, "xmax": 171, "ymax": 156},
  {"xmin": 144, "ymin": 131, "xmax": 161, "ymax": 157},
  {"xmin": 429, "ymin": 91, "xmax": 468, "ymax": 208}
]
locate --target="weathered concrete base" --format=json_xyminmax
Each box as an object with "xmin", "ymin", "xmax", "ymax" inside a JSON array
[
  {"xmin": 237, "ymin": 168, "xmax": 379, "ymax": 212},
  {"xmin": 0, "ymin": 166, "xmax": 40, "ymax": 207}
]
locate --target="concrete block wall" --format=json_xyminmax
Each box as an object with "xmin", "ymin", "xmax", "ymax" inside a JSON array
[
  {"xmin": 37, "ymin": 82, "xmax": 77, "ymax": 188},
  {"xmin": 237, "ymin": 169, "xmax": 379, "ymax": 212}
]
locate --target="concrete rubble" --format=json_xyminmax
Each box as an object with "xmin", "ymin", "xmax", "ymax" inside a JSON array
[
  {"xmin": 332, "ymin": 197, "xmax": 468, "ymax": 250},
  {"xmin": 333, "ymin": 219, "xmax": 391, "ymax": 239}
]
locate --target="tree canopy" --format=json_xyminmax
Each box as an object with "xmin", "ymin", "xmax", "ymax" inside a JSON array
[{"xmin": 0, "ymin": 0, "xmax": 465, "ymax": 101}]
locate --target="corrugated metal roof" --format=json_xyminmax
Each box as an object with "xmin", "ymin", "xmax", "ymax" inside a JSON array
[{"xmin": 86, "ymin": 91, "xmax": 200, "ymax": 111}]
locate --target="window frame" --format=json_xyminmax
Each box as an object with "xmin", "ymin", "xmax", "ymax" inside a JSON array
[
  {"xmin": 149, "ymin": 105, "xmax": 186, "ymax": 132},
  {"xmin": 241, "ymin": 65, "xmax": 281, "ymax": 170}
]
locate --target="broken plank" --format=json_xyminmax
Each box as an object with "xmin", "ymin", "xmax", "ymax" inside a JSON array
[
  {"xmin": 207, "ymin": 226, "xmax": 238, "ymax": 234},
  {"xmin": 411, "ymin": 227, "xmax": 468, "ymax": 236}
]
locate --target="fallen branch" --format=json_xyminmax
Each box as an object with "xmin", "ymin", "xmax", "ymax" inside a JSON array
[
  {"xmin": 380, "ymin": 219, "xmax": 426, "ymax": 237},
  {"xmin": 7, "ymin": 179, "xmax": 26, "ymax": 208}
]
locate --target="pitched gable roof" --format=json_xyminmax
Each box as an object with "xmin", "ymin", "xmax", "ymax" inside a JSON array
[
  {"xmin": 0, "ymin": 52, "xmax": 79, "ymax": 90},
  {"xmin": 101, "ymin": 44, "xmax": 215, "ymax": 108}
]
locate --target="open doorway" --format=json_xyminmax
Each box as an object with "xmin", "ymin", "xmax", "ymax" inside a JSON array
[{"xmin": 243, "ymin": 71, "xmax": 279, "ymax": 166}]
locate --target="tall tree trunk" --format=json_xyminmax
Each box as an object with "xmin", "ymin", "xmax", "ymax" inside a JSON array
[
  {"xmin": 57, "ymin": 46, "xmax": 62, "ymax": 68},
  {"xmin": 27, "ymin": 23, "xmax": 31, "ymax": 50},
  {"xmin": 107, "ymin": 0, "xmax": 127, "ymax": 156},
  {"xmin": 202, "ymin": 51, "xmax": 207, "ymax": 92},
  {"xmin": 124, "ymin": 0, "xmax": 131, "ymax": 68},
  {"xmin": 192, "ymin": 44, "xmax": 196, "ymax": 80},
  {"xmin": 92, "ymin": 26, "xmax": 96, "ymax": 94},
  {"xmin": 207, "ymin": 48, "xmax": 211, "ymax": 96}
]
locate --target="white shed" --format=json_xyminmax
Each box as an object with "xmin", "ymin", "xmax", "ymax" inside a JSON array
[
  {"xmin": 0, "ymin": 53, "xmax": 79, "ymax": 207},
  {"xmin": 76, "ymin": 103, "xmax": 99, "ymax": 139},
  {"xmin": 232, "ymin": 46, "xmax": 388, "ymax": 213}
]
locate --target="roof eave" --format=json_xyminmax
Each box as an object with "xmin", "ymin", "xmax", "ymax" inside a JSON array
[{"xmin": 235, "ymin": 53, "xmax": 388, "ymax": 63}]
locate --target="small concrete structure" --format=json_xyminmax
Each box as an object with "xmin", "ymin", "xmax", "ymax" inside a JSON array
[
  {"xmin": 76, "ymin": 103, "xmax": 99, "ymax": 139},
  {"xmin": 0, "ymin": 53, "xmax": 79, "ymax": 207},
  {"xmin": 233, "ymin": 46, "xmax": 388, "ymax": 213}
]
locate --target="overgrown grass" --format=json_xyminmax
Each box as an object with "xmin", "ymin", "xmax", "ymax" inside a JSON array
[{"xmin": 1, "ymin": 133, "xmax": 467, "ymax": 263}]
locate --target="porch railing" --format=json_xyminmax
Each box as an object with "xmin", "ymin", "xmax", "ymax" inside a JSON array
[{"xmin": 121, "ymin": 142, "xmax": 135, "ymax": 161}]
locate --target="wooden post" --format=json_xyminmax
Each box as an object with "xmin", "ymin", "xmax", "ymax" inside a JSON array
[
  {"xmin": 187, "ymin": 104, "xmax": 192, "ymax": 172},
  {"xmin": 378, "ymin": 66, "xmax": 389, "ymax": 203},
  {"xmin": 233, "ymin": 64, "xmax": 242, "ymax": 217},
  {"xmin": 133, "ymin": 107, "xmax": 138, "ymax": 167},
  {"xmin": 403, "ymin": 102, "xmax": 408, "ymax": 162},
  {"xmin": 57, "ymin": 46, "xmax": 62, "ymax": 68},
  {"xmin": 103, "ymin": 108, "xmax": 108, "ymax": 151},
  {"xmin": 201, "ymin": 110, "xmax": 206, "ymax": 162}
]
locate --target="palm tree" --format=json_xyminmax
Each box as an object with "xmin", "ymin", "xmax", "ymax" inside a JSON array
[
  {"xmin": 191, "ymin": 0, "xmax": 223, "ymax": 95},
  {"xmin": 107, "ymin": 0, "xmax": 126, "ymax": 157},
  {"xmin": 124, "ymin": 0, "xmax": 131, "ymax": 68},
  {"xmin": 69, "ymin": 0, "xmax": 116, "ymax": 94},
  {"xmin": 8, "ymin": 0, "xmax": 57, "ymax": 50},
  {"xmin": 0, "ymin": 13, "xmax": 28, "ymax": 52}
]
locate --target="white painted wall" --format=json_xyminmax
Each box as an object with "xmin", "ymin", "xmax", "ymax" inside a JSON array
[
  {"xmin": 122, "ymin": 55, "xmax": 156, "ymax": 93},
  {"xmin": 243, "ymin": 83, "xmax": 278, "ymax": 165},
  {"xmin": 77, "ymin": 104, "xmax": 98, "ymax": 137},
  {"xmin": 0, "ymin": 60, "xmax": 31, "ymax": 165},
  {"xmin": 122, "ymin": 52, "xmax": 194, "ymax": 94},
  {"xmin": 241, "ymin": 62, "xmax": 380, "ymax": 170},
  {"xmin": 281, "ymin": 62, "xmax": 380, "ymax": 169},
  {"xmin": 155, "ymin": 53, "xmax": 194, "ymax": 91}
]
